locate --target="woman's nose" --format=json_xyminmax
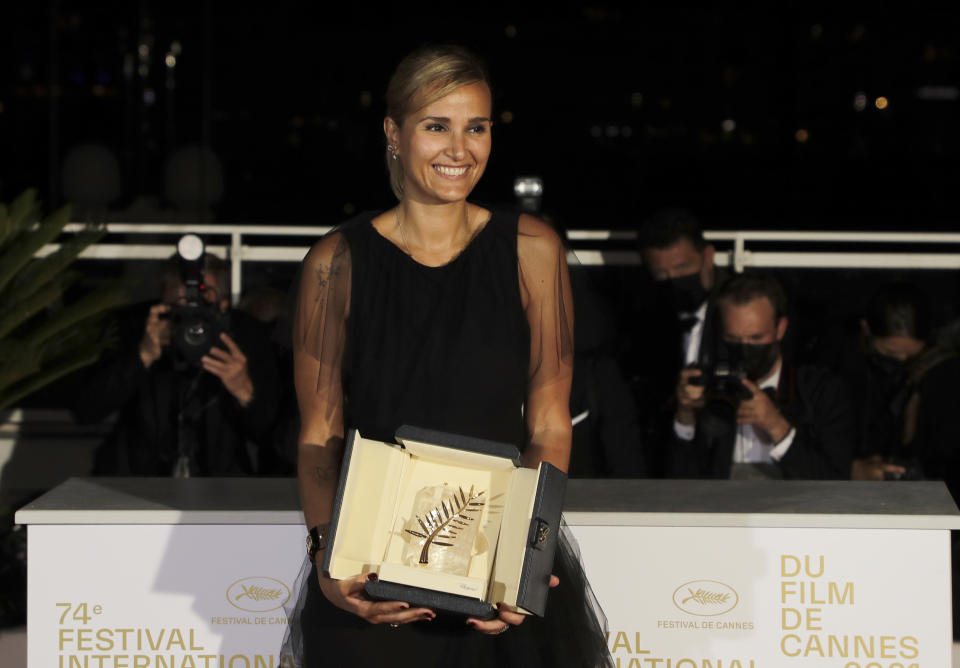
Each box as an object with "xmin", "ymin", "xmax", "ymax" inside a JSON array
[{"xmin": 447, "ymin": 132, "xmax": 466, "ymax": 160}]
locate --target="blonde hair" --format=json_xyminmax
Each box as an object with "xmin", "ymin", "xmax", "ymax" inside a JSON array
[{"xmin": 384, "ymin": 45, "xmax": 490, "ymax": 200}]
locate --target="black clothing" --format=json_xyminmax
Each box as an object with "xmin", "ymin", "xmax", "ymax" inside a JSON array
[
  {"xmin": 846, "ymin": 346, "xmax": 960, "ymax": 498},
  {"xmin": 630, "ymin": 293, "xmax": 719, "ymax": 477},
  {"xmin": 74, "ymin": 304, "xmax": 281, "ymax": 476},
  {"xmin": 339, "ymin": 213, "xmax": 529, "ymax": 447},
  {"xmin": 288, "ymin": 210, "xmax": 609, "ymax": 668},
  {"xmin": 667, "ymin": 364, "xmax": 855, "ymax": 479},
  {"xmin": 569, "ymin": 269, "xmax": 646, "ymax": 477}
]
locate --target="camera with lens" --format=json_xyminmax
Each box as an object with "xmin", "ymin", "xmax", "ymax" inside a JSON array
[
  {"xmin": 689, "ymin": 362, "xmax": 754, "ymax": 407},
  {"xmin": 166, "ymin": 234, "xmax": 228, "ymax": 368},
  {"xmin": 686, "ymin": 346, "xmax": 754, "ymax": 438}
]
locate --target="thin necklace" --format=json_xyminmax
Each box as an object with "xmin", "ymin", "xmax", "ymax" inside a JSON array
[
  {"xmin": 394, "ymin": 207, "xmax": 472, "ymax": 260},
  {"xmin": 394, "ymin": 208, "xmax": 412, "ymax": 256}
]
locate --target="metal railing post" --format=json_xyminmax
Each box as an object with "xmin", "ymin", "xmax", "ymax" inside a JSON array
[
  {"xmin": 733, "ymin": 234, "xmax": 747, "ymax": 273},
  {"xmin": 230, "ymin": 231, "xmax": 242, "ymax": 306}
]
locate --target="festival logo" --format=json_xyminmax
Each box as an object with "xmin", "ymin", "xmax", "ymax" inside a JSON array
[
  {"xmin": 672, "ymin": 580, "xmax": 739, "ymax": 617},
  {"xmin": 226, "ymin": 577, "xmax": 291, "ymax": 613}
]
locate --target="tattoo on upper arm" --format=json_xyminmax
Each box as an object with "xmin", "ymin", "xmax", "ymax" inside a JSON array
[{"xmin": 315, "ymin": 264, "xmax": 331, "ymax": 289}]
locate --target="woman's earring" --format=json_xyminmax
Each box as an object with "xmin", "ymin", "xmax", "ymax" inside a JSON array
[{"xmin": 387, "ymin": 145, "xmax": 399, "ymax": 161}]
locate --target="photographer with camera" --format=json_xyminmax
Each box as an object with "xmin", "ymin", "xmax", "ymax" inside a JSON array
[
  {"xmin": 74, "ymin": 240, "xmax": 280, "ymax": 477},
  {"xmin": 668, "ymin": 273, "xmax": 854, "ymax": 480}
]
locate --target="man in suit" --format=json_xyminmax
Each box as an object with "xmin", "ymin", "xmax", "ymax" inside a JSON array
[
  {"xmin": 633, "ymin": 209, "xmax": 720, "ymax": 474},
  {"xmin": 668, "ymin": 272, "xmax": 854, "ymax": 480}
]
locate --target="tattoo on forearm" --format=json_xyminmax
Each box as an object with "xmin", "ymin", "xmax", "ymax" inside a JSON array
[
  {"xmin": 305, "ymin": 435, "xmax": 344, "ymax": 487},
  {"xmin": 312, "ymin": 465, "xmax": 336, "ymax": 486}
]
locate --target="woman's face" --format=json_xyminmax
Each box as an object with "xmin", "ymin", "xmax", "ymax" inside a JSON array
[{"xmin": 386, "ymin": 81, "xmax": 492, "ymax": 204}]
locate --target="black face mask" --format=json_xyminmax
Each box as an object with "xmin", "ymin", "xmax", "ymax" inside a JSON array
[
  {"xmin": 663, "ymin": 273, "xmax": 709, "ymax": 314},
  {"xmin": 869, "ymin": 353, "xmax": 906, "ymax": 380},
  {"xmin": 725, "ymin": 341, "xmax": 779, "ymax": 381}
]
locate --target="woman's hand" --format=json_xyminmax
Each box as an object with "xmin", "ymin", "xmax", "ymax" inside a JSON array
[
  {"xmin": 466, "ymin": 574, "xmax": 559, "ymax": 635},
  {"xmin": 317, "ymin": 572, "xmax": 435, "ymax": 625}
]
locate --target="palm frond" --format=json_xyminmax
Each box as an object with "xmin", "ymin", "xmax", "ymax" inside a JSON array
[
  {"xmin": 0, "ymin": 189, "xmax": 40, "ymax": 248},
  {"xmin": 0, "ymin": 344, "xmax": 104, "ymax": 412},
  {"xmin": 0, "ymin": 201, "xmax": 72, "ymax": 296},
  {"xmin": 0, "ymin": 277, "xmax": 72, "ymax": 341},
  {"xmin": 0, "ymin": 190, "xmax": 131, "ymax": 410},
  {"xmin": 404, "ymin": 485, "xmax": 485, "ymax": 565},
  {"xmin": 12, "ymin": 223, "xmax": 106, "ymax": 297},
  {"xmin": 28, "ymin": 282, "xmax": 130, "ymax": 347}
]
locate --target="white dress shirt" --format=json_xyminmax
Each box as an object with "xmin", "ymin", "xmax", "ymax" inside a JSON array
[
  {"xmin": 674, "ymin": 360, "xmax": 797, "ymax": 463},
  {"xmin": 681, "ymin": 302, "xmax": 709, "ymax": 366}
]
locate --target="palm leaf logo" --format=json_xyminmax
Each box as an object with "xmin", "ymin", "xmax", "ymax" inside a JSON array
[
  {"xmin": 681, "ymin": 588, "xmax": 731, "ymax": 606},
  {"xmin": 235, "ymin": 585, "xmax": 282, "ymax": 602},
  {"xmin": 404, "ymin": 485, "xmax": 485, "ymax": 564}
]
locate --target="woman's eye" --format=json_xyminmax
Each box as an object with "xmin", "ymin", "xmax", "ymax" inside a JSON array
[
  {"xmin": 425, "ymin": 123, "xmax": 446, "ymax": 132},
  {"xmin": 468, "ymin": 125, "xmax": 488, "ymax": 134}
]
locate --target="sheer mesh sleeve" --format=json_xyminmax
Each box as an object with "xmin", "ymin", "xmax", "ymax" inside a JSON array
[
  {"xmin": 517, "ymin": 215, "xmax": 575, "ymax": 391},
  {"xmin": 292, "ymin": 232, "xmax": 352, "ymax": 427}
]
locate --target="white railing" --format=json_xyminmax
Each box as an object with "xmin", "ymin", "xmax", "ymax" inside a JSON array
[{"xmin": 37, "ymin": 223, "xmax": 960, "ymax": 305}]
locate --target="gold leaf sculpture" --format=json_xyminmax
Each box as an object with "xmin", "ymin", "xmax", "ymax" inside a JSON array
[{"xmin": 404, "ymin": 485, "xmax": 486, "ymax": 565}]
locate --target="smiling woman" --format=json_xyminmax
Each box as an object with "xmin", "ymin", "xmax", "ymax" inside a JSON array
[{"xmin": 282, "ymin": 44, "xmax": 613, "ymax": 667}]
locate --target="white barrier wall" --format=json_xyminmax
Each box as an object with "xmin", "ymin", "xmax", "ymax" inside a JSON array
[
  {"xmin": 574, "ymin": 525, "xmax": 949, "ymax": 668},
  {"xmin": 18, "ymin": 479, "xmax": 960, "ymax": 668}
]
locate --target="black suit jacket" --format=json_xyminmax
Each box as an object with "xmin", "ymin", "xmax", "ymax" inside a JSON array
[
  {"xmin": 631, "ymin": 297, "xmax": 719, "ymax": 477},
  {"xmin": 666, "ymin": 364, "xmax": 854, "ymax": 479}
]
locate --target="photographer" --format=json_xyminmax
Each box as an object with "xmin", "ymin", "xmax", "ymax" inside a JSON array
[
  {"xmin": 845, "ymin": 283, "xmax": 960, "ymax": 494},
  {"xmin": 668, "ymin": 273, "xmax": 854, "ymax": 480},
  {"xmin": 74, "ymin": 252, "xmax": 280, "ymax": 476}
]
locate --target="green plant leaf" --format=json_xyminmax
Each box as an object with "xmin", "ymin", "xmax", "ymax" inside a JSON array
[
  {"xmin": 0, "ymin": 202, "xmax": 72, "ymax": 296},
  {"xmin": 12, "ymin": 224, "xmax": 106, "ymax": 297},
  {"xmin": 0, "ymin": 345, "xmax": 41, "ymax": 396},
  {"xmin": 0, "ymin": 280, "xmax": 67, "ymax": 341},
  {"xmin": 0, "ymin": 345, "xmax": 103, "ymax": 412},
  {"xmin": 28, "ymin": 282, "xmax": 131, "ymax": 346},
  {"xmin": 0, "ymin": 189, "xmax": 40, "ymax": 248}
]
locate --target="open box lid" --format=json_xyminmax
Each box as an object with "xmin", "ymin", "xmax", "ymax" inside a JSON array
[{"xmin": 394, "ymin": 425, "xmax": 524, "ymax": 468}]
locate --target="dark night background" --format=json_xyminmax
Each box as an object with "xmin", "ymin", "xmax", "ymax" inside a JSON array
[{"xmin": 2, "ymin": 3, "xmax": 959, "ymax": 231}]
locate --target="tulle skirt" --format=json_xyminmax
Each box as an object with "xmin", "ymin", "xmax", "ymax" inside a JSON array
[{"xmin": 280, "ymin": 523, "xmax": 613, "ymax": 668}]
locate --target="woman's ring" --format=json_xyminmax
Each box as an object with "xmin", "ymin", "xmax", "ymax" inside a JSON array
[
  {"xmin": 494, "ymin": 624, "xmax": 509, "ymax": 635},
  {"xmin": 389, "ymin": 623, "xmax": 400, "ymax": 628}
]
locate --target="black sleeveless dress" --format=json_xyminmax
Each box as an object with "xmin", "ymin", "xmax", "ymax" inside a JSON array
[{"xmin": 287, "ymin": 210, "xmax": 611, "ymax": 668}]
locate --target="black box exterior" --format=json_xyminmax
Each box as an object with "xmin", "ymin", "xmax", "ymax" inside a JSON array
[
  {"xmin": 516, "ymin": 462, "xmax": 567, "ymax": 616},
  {"xmin": 364, "ymin": 580, "xmax": 497, "ymax": 619}
]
